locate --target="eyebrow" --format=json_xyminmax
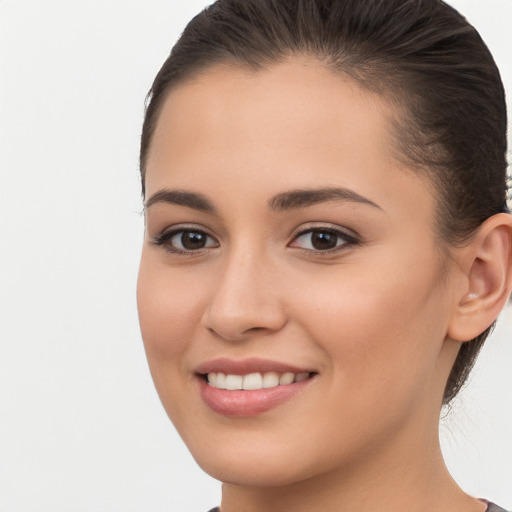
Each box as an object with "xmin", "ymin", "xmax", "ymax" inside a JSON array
[
  {"xmin": 145, "ymin": 189, "xmax": 216, "ymax": 213},
  {"xmin": 269, "ymin": 187, "xmax": 382, "ymax": 211},
  {"xmin": 144, "ymin": 186, "xmax": 382, "ymax": 214}
]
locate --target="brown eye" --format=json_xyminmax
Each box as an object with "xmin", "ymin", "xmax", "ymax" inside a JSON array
[
  {"xmin": 178, "ymin": 231, "xmax": 209, "ymax": 250},
  {"xmin": 154, "ymin": 228, "xmax": 219, "ymax": 253},
  {"xmin": 310, "ymin": 231, "xmax": 338, "ymax": 250},
  {"xmin": 290, "ymin": 228, "xmax": 357, "ymax": 252}
]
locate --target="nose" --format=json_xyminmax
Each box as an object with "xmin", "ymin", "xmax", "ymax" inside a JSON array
[{"xmin": 201, "ymin": 248, "xmax": 288, "ymax": 341}]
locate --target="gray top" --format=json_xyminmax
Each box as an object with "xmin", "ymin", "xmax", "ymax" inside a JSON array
[
  {"xmin": 208, "ymin": 503, "xmax": 509, "ymax": 512},
  {"xmin": 487, "ymin": 503, "xmax": 510, "ymax": 512}
]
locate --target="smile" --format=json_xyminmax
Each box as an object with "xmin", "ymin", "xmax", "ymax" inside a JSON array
[
  {"xmin": 206, "ymin": 371, "xmax": 311, "ymax": 390},
  {"xmin": 195, "ymin": 359, "xmax": 317, "ymax": 417}
]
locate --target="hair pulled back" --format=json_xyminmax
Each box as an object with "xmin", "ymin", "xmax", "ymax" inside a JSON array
[{"xmin": 140, "ymin": 0, "xmax": 509, "ymax": 404}]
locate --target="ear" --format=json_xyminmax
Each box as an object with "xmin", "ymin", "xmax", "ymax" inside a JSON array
[{"xmin": 448, "ymin": 213, "xmax": 512, "ymax": 342}]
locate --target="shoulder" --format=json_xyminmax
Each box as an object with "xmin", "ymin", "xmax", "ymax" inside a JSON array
[
  {"xmin": 206, "ymin": 505, "xmax": 509, "ymax": 512},
  {"xmin": 486, "ymin": 503, "xmax": 510, "ymax": 512}
]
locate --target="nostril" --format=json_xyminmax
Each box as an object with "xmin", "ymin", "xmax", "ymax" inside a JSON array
[{"xmin": 245, "ymin": 326, "xmax": 266, "ymax": 333}]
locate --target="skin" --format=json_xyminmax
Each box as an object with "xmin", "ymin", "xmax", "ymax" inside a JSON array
[{"xmin": 137, "ymin": 58, "xmax": 507, "ymax": 511}]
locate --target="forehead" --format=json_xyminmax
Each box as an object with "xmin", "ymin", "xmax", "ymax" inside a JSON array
[
  {"xmin": 147, "ymin": 58, "xmax": 394, "ymax": 173},
  {"xmin": 145, "ymin": 58, "xmax": 434, "ymax": 223}
]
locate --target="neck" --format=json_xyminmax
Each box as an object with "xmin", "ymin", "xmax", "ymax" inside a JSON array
[{"xmin": 219, "ymin": 422, "xmax": 485, "ymax": 512}]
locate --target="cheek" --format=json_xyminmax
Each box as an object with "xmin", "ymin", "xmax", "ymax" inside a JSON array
[
  {"xmin": 136, "ymin": 254, "xmax": 208, "ymax": 374},
  {"xmin": 283, "ymin": 269, "xmax": 450, "ymax": 460},
  {"xmin": 136, "ymin": 254, "xmax": 217, "ymax": 428},
  {"xmin": 291, "ymin": 253, "xmax": 450, "ymax": 395}
]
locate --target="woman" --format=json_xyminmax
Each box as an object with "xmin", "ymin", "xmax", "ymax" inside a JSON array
[{"xmin": 136, "ymin": 0, "xmax": 511, "ymax": 510}]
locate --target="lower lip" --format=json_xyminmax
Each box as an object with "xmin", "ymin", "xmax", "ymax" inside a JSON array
[{"xmin": 198, "ymin": 377, "xmax": 314, "ymax": 417}]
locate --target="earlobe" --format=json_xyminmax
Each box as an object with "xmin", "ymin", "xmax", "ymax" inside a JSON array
[{"xmin": 448, "ymin": 213, "xmax": 512, "ymax": 342}]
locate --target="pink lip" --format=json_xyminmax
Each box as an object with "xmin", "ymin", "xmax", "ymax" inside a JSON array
[
  {"xmin": 195, "ymin": 358, "xmax": 316, "ymax": 417},
  {"xmin": 194, "ymin": 357, "xmax": 312, "ymax": 375},
  {"xmin": 198, "ymin": 378, "xmax": 313, "ymax": 417}
]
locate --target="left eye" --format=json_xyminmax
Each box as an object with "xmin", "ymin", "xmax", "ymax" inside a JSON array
[
  {"xmin": 155, "ymin": 229, "xmax": 219, "ymax": 252},
  {"xmin": 290, "ymin": 228, "xmax": 355, "ymax": 251}
]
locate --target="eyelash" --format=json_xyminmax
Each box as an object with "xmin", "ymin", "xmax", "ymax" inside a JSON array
[
  {"xmin": 152, "ymin": 226, "xmax": 358, "ymax": 255},
  {"xmin": 152, "ymin": 227, "xmax": 219, "ymax": 255},
  {"xmin": 289, "ymin": 226, "xmax": 358, "ymax": 253}
]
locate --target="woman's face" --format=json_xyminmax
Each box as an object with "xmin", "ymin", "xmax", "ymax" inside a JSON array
[{"xmin": 137, "ymin": 60, "xmax": 462, "ymax": 486}]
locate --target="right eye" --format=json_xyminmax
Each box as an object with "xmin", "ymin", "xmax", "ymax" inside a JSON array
[{"xmin": 153, "ymin": 228, "xmax": 219, "ymax": 253}]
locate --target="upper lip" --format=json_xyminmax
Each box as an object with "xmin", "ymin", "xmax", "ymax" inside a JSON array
[{"xmin": 194, "ymin": 357, "xmax": 314, "ymax": 375}]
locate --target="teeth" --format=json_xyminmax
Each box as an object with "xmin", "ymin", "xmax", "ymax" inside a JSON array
[
  {"xmin": 208, "ymin": 372, "xmax": 218, "ymax": 387},
  {"xmin": 207, "ymin": 371, "xmax": 310, "ymax": 390},
  {"xmin": 216, "ymin": 372, "xmax": 226, "ymax": 388},
  {"xmin": 279, "ymin": 372, "xmax": 295, "ymax": 385},
  {"xmin": 262, "ymin": 372, "xmax": 279, "ymax": 388},
  {"xmin": 242, "ymin": 372, "xmax": 263, "ymax": 390},
  {"xmin": 225, "ymin": 374, "xmax": 243, "ymax": 390}
]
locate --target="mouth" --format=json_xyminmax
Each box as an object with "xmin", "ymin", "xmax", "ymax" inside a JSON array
[
  {"xmin": 195, "ymin": 359, "xmax": 317, "ymax": 417},
  {"xmin": 202, "ymin": 371, "xmax": 312, "ymax": 390}
]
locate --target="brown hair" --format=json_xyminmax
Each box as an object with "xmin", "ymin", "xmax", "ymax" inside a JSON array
[{"xmin": 140, "ymin": 0, "xmax": 509, "ymax": 404}]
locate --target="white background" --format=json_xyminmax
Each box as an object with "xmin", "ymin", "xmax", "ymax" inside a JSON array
[{"xmin": 0, "ymin": 1, "xmax": 511, "ymax": 511}]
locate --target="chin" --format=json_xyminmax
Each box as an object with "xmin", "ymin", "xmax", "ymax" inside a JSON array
[
  {"xmin": 185, "ymin": 438, "xmax": 290, "ymax": 485},
  {"xmin": 196, "ymin": 453, "xmax": 315, "ymax": 488},
  {"xmin": 179, "ymin": 422, "xmax": 345, "ymax": 489}
]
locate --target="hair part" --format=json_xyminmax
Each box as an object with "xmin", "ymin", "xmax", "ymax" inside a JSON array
[{"xmin": 140, "ymin": 0, "xmax": 509, "ymax": 403}]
